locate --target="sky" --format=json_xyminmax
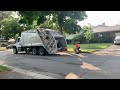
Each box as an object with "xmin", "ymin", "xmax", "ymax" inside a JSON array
[{"xmin": 78, "ymin": 11, "xmax": 120, "ymax": 27}]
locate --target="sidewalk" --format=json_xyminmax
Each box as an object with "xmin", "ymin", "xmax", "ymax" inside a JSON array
[
  {"xmin": 0, "ymin": 71, "xmax": 35, "ymax": 79},
  {"xmin": 93, "ymin": 49, "xmax": 120, "ymax": 56}
]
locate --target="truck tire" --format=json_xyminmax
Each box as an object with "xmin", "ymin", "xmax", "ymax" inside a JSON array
[
  {"xmin": 32, "ymin": 47, "xmax": 38, "ymax": 55},
  {"xmin": 13, "ymin": 47, "xmax": 18, "ymax": 54},
  {"xmin": 38, "ymin": 47, "xmax": 45, "ymax": 56},
  {"xmin": 25, "ymin": 48, "xmax": 29, "ymax": 54}
]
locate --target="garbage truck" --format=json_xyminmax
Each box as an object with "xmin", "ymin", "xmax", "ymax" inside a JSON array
[{"xmin": 13, "ymin": 28, "xmax": 67, "ymax": 55}]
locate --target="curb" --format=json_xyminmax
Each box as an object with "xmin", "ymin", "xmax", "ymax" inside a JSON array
[{"xmin": 0, "ymin": 63, "xmax": 57, "ymax": 79}]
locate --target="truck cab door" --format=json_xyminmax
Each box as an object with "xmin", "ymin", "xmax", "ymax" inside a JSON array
[{"xmin": 15, "ymin": 37, "xmax": 22, "ymax": 51}]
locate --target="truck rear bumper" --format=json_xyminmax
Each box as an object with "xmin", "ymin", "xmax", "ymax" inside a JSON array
[{"xmin": 58, "ymin": 47, "xmax": 67, "ymax": 52}]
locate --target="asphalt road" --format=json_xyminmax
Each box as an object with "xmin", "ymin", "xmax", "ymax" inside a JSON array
[{"xmin": 0, "ymin": 47, "xmax": 120, "ymax": 79}]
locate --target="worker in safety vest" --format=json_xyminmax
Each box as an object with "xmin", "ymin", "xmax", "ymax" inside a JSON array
[{"xmin": 74, "ymin": 42, "xmax": 81, "ymax": 54}]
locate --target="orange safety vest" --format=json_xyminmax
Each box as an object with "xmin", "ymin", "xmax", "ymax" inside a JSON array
[{"xmin": 75, "ymin": 43, "xmax": 80, "ymax": 48}]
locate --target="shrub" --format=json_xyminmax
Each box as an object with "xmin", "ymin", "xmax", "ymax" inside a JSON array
[
  {"xmin": 73, "ymin": 34, "xmax": 86, "ymax": 43},
  {"xmin": 91, "ymin": 33, "xmax": 112, "ymax": 43},
  {"xmin": 73, "ymin": 32, "xmax": 112, "ymax": 44}
]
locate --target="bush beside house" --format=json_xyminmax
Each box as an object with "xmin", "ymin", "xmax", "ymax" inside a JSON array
[{"xmin": 73, "ymin": 33, "xmax": 112, "ymax": 44}]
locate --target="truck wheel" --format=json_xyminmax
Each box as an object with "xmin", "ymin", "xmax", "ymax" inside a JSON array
[
  {"xmin": 25, "ymin": 48, "xmax": 29, "ymax": 54},
  {"xmin": 45, "ymin": 50, "xmax": 48, "ymax": 55},
  {"xmin": 32, "ymin": 47, "xmax": 38, "ymax": 55},
  {"xmin": 38, "ymin": 47, "xmax": 45, "ymax": 56},
  {"xmin": 13, "ymin": 47, "xmax": 18, "ymax": 54}
]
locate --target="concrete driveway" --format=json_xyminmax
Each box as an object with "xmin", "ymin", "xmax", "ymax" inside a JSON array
[
  {"xmin": 0, "ymin": 46, "xmax": 120, "ymax": 79},
  {"xmin": 94, "ymin": 44, "xmax": 120, "ymax": 55}
]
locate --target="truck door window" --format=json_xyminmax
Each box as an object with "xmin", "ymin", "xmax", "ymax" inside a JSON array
[{"xmin": 17, "ymin": 38, "xmax": 20, "ymax": 42}]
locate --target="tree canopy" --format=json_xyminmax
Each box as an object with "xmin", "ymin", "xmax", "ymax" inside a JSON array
[
  {"xmin": 83, "ymin": 23, "xmax": 94, "ymax": 45},
  {"xmin": 0, "ymin": 11, "xmax": 25, "ymax": 40},
  {"xmin": 1, "ymin": 18, "xmax": 24, "ymax": 40},
  {"xmin": 18, "ymin": 11, "xmax": 87, "ymax": 34},
  {"xmin": 0, "ymin": 11, "xmax": 87, "ymax": 40},
  {"xmin": 0, "ymin": 11, "xmax": 12, "ymax": 21},
  {"xmin": 0, "ymin": 11, "xmax": 13, "ymax": 35}
]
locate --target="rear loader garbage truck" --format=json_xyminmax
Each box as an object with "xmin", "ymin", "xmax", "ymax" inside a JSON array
[{"xmin": 13, "ymin": 28, "xmax": 67, "ymax": 56}]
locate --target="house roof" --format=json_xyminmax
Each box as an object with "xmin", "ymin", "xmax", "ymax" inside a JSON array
[{"xmin": 93, "ymin": 25, "xmax": 120, "ymax": 33}]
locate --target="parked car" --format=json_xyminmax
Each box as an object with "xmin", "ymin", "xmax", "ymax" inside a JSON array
[
  {"xmin": 6, "ymin": 44, "xmax": 14, "ymax": 49},
  {"xmin": 8, "ymin": 39, "xmax": 15, "ymax": 44},
  {"xmin": 114, "ymin": 36, "xmax": 120, "ymax": 45}
]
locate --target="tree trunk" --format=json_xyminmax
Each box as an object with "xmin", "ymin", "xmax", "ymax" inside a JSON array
[
  {"xmin": 59, "ymin": 26, "xmax": 66, "ymax": 38},
  {"xmin": 88, "ymin": 40, "xmax": 90, "ymax": 47},
  {"xmin": 89, "ymin": 43, "xmax": 90, "ymax": 47},
  {"xmin": 59, "ymin": 25, "xmax": 63, "ymax": 35},
  {"xmin": 89, "ymin": 41, "xmax": 90, "ymax": 47},
  {"xmin": 57, "ymin": 12, "xmax": 64, "ymax": 35}
]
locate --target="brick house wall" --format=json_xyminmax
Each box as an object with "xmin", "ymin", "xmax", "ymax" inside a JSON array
[
  {"xmin": 110, "ymin": 32, "xmax": 115, "ymax": 41},
  {"xmin": 93, "ymin": 24, "xmax": 120, "ymax": 42}
]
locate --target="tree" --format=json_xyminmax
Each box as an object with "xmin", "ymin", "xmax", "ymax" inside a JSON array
[
  {"xmin": 83, "ymin": 24, "xmax": 94, "ymax": 46},
  {"xmin": 18, "ymin": 11, "xmax": 87, "ymax": 34},
  {"xmin": 0, "ymin": 11, "xmax": 12, "ymax": 21},
  {"xmin": 40, "ymin": 15, "xmax": 59, "ymax": 30},
  {"xmin": 0, "ymin": 11, "xmax": 13, "ymax": 37},
  {"xmin": 73, "ymin": 33, "xmax": 86, "ymax": 43},
  {"xmin": 1, "ymin": 18, "xmax": 24, "ymax": 40}
]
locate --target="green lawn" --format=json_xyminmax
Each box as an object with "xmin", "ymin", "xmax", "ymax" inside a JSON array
[
  {"xmin": 67, "ymin": 43, "xmax": 112, "ymax": 53},
  {"xmin": 0, "ymin": 65, "xmax": 11, "ymax": 72}
]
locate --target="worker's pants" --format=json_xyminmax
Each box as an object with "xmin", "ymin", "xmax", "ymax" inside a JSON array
[{"xmin": 74, "ymin": 47, "xmax": 80, "ymax": 54}]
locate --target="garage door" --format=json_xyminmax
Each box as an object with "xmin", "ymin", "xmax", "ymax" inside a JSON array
[{"xmin": 115, "ymin": 33, "xmax": 120, "ymax": 37}]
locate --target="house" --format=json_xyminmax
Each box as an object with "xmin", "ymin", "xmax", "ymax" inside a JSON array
[{"xmin": 93, "ymin": 23, "xmax": 120, "ymax": 41}]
